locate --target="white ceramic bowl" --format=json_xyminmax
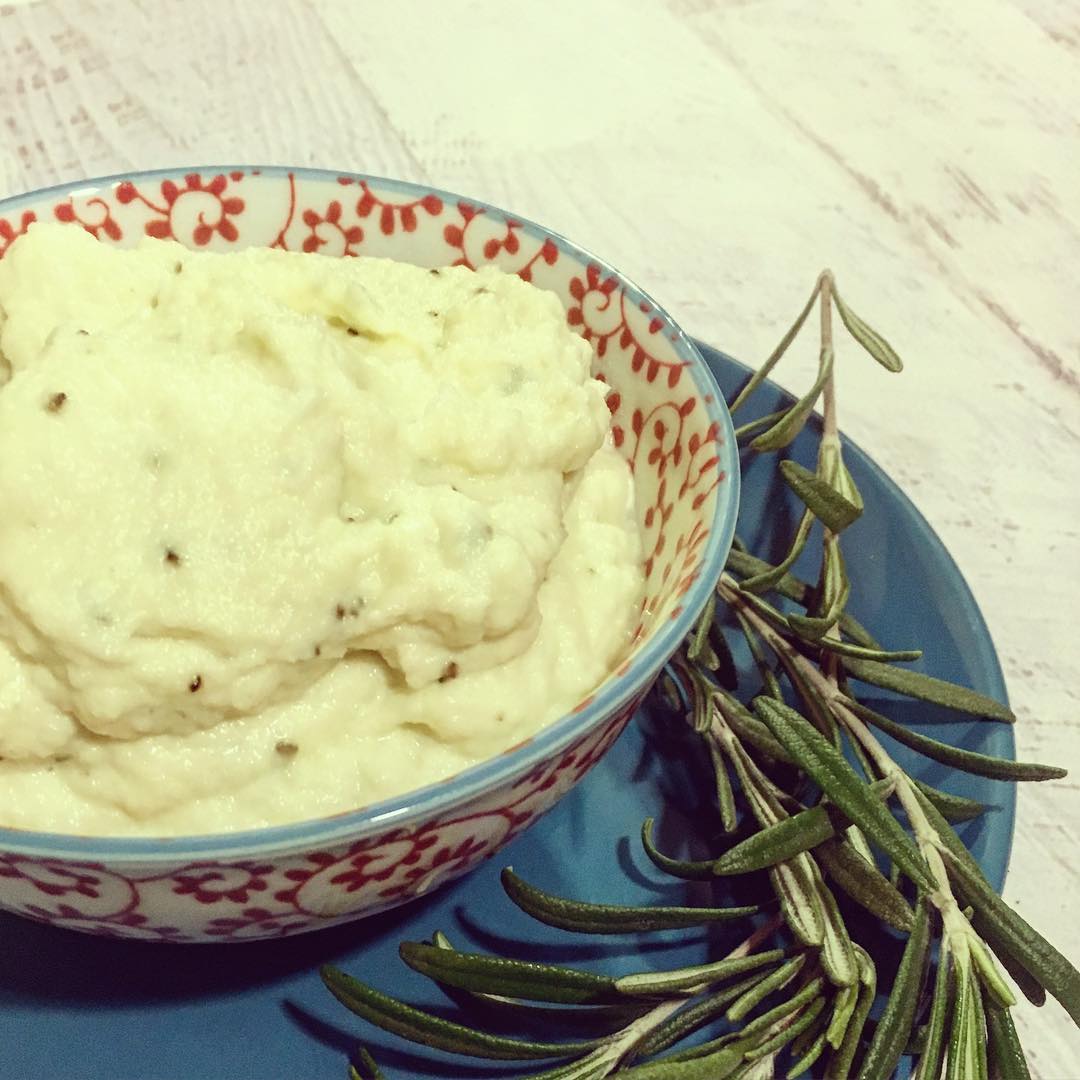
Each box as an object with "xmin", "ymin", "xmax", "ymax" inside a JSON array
[{"xmin": 0, "ymin": 168, "xmax": 738, "ymax": 941}]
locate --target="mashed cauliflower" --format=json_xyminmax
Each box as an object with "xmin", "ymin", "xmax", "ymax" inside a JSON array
[{"xmin": 0, "ymin": 223, "xmax": 642, "ymax": 836}]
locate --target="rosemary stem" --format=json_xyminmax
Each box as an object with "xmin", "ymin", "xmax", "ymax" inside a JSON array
[
  {"xmin": 604, "ymin": 911, "xmax": 788, "ymax": 1069},
  {"xmin": 819, "ymin": 271, "xmax": 838, "ymax": 443},
  {"xmin": 815, "ymin": 273, "xmax": 846, "ymax": 691},
  {"xmin": 717, "ymin": 576, "xmax": 980, "ymax": 948}
]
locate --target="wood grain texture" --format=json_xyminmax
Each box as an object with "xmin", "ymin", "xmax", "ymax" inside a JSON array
[{"xmin": 2, "ymin": 0, "xmax": 1078, "ymax": 1072}]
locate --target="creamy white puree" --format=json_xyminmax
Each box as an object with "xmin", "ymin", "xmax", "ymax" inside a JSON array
[{"xmin": 0, "ymin": 224, "xmax": 642, "ymax": 835}]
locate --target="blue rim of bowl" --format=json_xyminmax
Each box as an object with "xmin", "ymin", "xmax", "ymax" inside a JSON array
[{"xmin": 0, "ymin": 166, "xmax": 741, "ymax": 860}]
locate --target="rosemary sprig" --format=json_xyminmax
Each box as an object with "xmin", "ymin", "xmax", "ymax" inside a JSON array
[{"xmin": 320, "ymin": 272, "xmax": 1077, "ymax": 1078}]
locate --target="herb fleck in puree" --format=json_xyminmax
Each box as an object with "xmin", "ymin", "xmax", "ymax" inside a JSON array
[{"xmin": 0, "ymin": 225, "xmax": 643, "ymax": 835}]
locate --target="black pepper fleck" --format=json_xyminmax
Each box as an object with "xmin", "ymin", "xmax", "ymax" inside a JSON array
[
  {"xmin": 336, "ymin": 598, "xmax": 363, "ymax": 619},
  {"xmin": 314, "ymin": 644, "xmax": 322, "ymax": 657},
  {"xmin": 428, "ymin": 268, "xmax": 441, "ymax": 276},
  {"xmin": 428, "ymin": 310, "xmax": 440, "ymax": 318},
  {"xmin": 174, "ymin": 262, "xmax": 183, "ymax": 274},
  {"xmin": 46, "ymin": 392, "xmax": 67, "ymax": 413},
  {"xmin": 438, "ymin": 661, "xmax": 459, "ymax": 684},
  {"xmin": 164, "ymin": 548, "xmax": 182, "ymax": 566},
  {"xmin": 346, "ymin": 327, "xmax": 359, "ymax": 336},
  {"xmin": 275, "ymin": 740, "xmax": 299, "ymax": 757},
  {"xmin": 475, "ymin": 287, "xmax": 490, "ymax": 295},
  {"xmin": 76, "ymin": 329, "xmax": 88, "ymax": 336},
  {"xmin": 188, "ymin": 675, "xmax": 203, "ymax": 692}
]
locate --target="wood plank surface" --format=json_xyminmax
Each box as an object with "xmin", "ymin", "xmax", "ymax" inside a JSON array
[{"xmin": 2, "ymin": 0, "xmax": 1078, "ymax": 1072}]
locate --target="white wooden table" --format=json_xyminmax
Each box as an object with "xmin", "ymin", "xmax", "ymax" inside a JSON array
[{"xmin": 2, "ymin": 0, "xmax": 1078, "ymax": 1073}]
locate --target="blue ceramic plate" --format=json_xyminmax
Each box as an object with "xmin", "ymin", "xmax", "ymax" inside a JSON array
[{"xmin": 0, "ymin": 343, "xmax": 1014, "ymax": 1080}]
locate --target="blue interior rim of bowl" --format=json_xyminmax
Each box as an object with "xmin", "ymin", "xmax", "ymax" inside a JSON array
[{"xmin": 0, "ymin": 167, "xmax": 741, "ymax": 860}]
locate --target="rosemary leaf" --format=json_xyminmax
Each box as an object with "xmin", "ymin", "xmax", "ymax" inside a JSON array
[
  {"xmin": 732, "ymin": 587, "xmax": 794, "ymax": 638},
  {"xmin": 818, "ymin": 876, "xmax": 859, "ymax": 988},
  {"xmin": 825, "ymin": 980, "xmax": 860, "ymax": 1049},
  {"xmin": 770, "ymin": 860, "xmax": 826, "ymax": 948},
  {"xmin": 787, "ymin": 538, "xmax": 850, "ymax": 641},
  {"xmin": 429, "ymin": 930, "xmax": 643, "ymax": 1025},
  {"xmin": 729, "ymin": 752, "xmax": 828, "ymax": 948},
  {"xmin": 755, "ymin": 698, "xmax": 936, "ymax": 891},
  {"xmin": 499, "ymin": 868, "xmax": 757, "ymax": 934},
  {"xmin": 735, "ymin": 408, "xmax": 790, "ymax": 443},
  {"xmin": 973, "ymin": 909, "xmax": 1048, "ymax": 1009},
  {"xmin": 816, "ymin": 836, "xmax": 916, "ymax": 932},
  {"xmin": 846, "ymin": 699, "xmax": 1064, "ymax": 781},
  {"xmin": 813, "ymin": 635, "xmax": 923, "ymax": 664},
  {"xmin": 711, "ymin": 806, "xmax": 835, "ymax": 876},
  {"xmin": 724, "ymin": 548, "xmax": 881, "ymax": 648},
  {"xmin": 844, "ymin": 724, "xmax": 880, "ymax": 781},
  {"xmin": 985, "ymin": 1000, "xmax": 1031, "ymax": 1080},
  {"xmin": 912, "ymin": 777, "xmax": 988, "ymax": 823},
  {"xmin": 686, "ymin": 594, "xmax": 718, "ymax": 667},
  {"xmin": 717, "ymin": 688, "xmax": 794, "ymax": 763},
  {"xmin": 914, "ymin": 944, "xmax": 953, "ymax": 1080},
  {"xmin": 349, "ymin": 1046, "xmax": 385, "ymax": 1080},
  {"xmin": 726, "ymin": 954, "xmax": 807, "ymax": 1021},
  {"xmin": 793, "ymin": 1007, "xmax": 832, "ymax": 1062},
  {"xmin": 841, "ymin": 657, "xmax": 1015, "ymax": 722},
  {"xmin": 710, "ymin": 623, "xmax": 741, "ymax": 691},
  {"xmin": 846, "ymin": 821, "xmax": 878, "ymax": 865},
  {"xmin": 786, "ymin": 1026, "xmax": 829, "ymax": 1078},
  {"xmin": 744, "ymin": 994, "xmax": 827, "ymax": 1060},
  {"xmin": 735, "ymin": 975, "xmax": 825, "ymax": 1042},
  {"xmin": 398, "ymin": 942, "xmax": 621, "ymax": 1005},
  {"xmin": 320, "ymin": 966, "xmax": 597, "ymax": 1060},
  {"xmin": 729, "ymin": 277, "xmax": 822, "ymax": 414},
  {"xmin": 831, "ymin": 283, "xmax": 905, "ymax": 372},
  {"xmin": 767, "ymin": 645, "xmax": 841, "ymax": 745},
  {"xmin": 618, "ymin": 1046, "xmax": 744, "ymax": 1079},
  {"xmin": 947, "ymin": 959, "xmax": 976, "ymax": 1080},
  {"xmin": 519, "ymin": 1055, "xmax": 608, "ymax": 1080},
  {"xmin": 738, "ymin": 507, "xmax": 814, "ymax": 595},
  {"xmin": 970, "ymin": 965, "xmax": 991, "ymax": 1080},
  {"xmin": 519, "ymin": 1053, "xmax": 612, "ymax": 1080},
  {"xmin": 971, "ymin": 935, "xmax": 1018, "ymax": 1009},
  {"xmin": 738, "ymin": 1055, "xmax": 779, "ymax": 1080},
  {"xmin": 750, "ymin": 344, "xmax": 833, "ymax": 452},
  {"xmin": 683, "ymin": 664, "xmax": 713, "ymax": 735},
  {"xmin": 640, "ymin": 818, "xmax": 717, "ymax": 881},
  {"xmin": 825, "ymin": 946, "xmax": 877, "ymax": 1080},
  {"xmin": 614, "ymin": 950, "xmax": 785, "ymax": 997},
  {"xmin": 856, "ymin": 897, "xmax": 932, "ymax": 1080},
  {"xmin": 819, "ymin": 435, "xmax": 865, "ymax": 514},
  {"xmin": 708, "ymin": 736, "xmax": 740, "ymax": 833},
  {"xmin": 940, "ymin": 850, "xmax": 1080, "ymax": 1024},
  {"xmin": 632, "ymin": 971, "xmax": 777, "ymax": 1060},
  {"xmin": 780, "ymin": 458, "xmax": 862, "ymax": 533}
]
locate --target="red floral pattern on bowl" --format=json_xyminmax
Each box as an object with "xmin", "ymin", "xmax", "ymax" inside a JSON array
[{"xmin": 0, "ymin": 169, "xmax": 738, "ymax": 942}]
